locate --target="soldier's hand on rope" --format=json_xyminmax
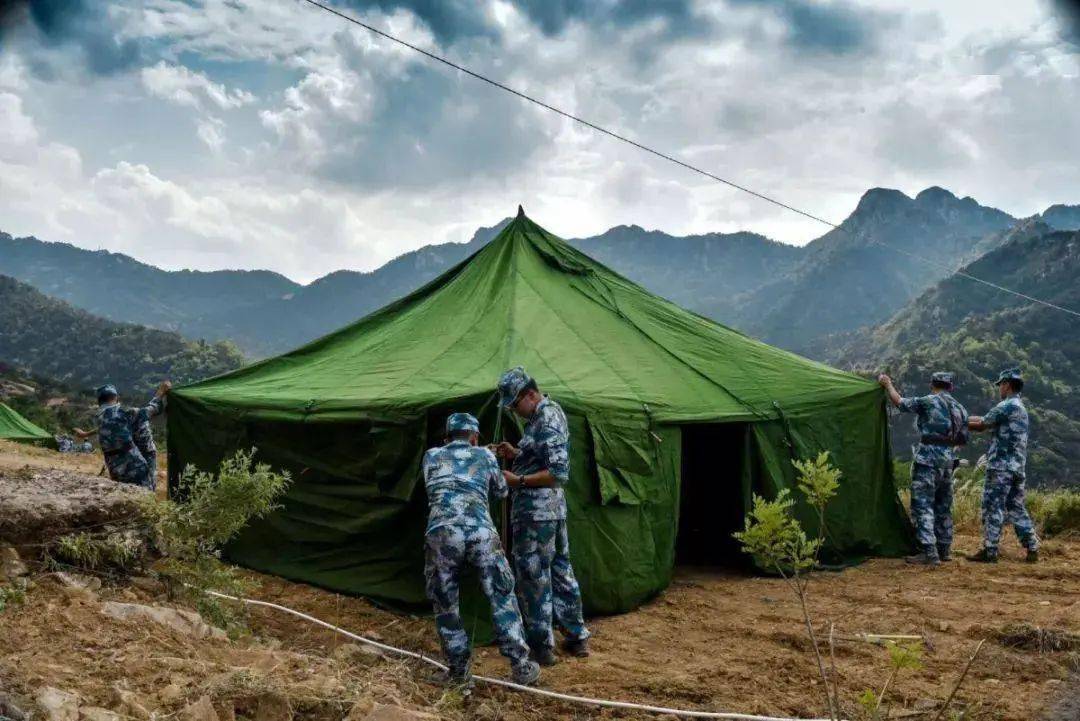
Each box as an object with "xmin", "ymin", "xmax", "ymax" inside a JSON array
[{"xmin": 490, "ymin": 441, "xmax": 518, "ymax": 460}]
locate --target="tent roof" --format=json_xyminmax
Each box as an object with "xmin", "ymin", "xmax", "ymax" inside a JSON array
[
  {"xmin": 176, "ymin": 210, "xmax": 876, "ymax": 423},
  {"xmin": 0, "ymin": 402, "xmax": 52, "ymax": 441}
]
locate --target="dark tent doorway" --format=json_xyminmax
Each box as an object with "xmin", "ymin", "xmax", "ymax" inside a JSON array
[{"xmin": 677, "ymin": 423, "xmax": 752, "ymax": 566}]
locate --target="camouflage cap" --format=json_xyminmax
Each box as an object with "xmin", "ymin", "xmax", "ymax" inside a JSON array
[
  {"xmin": 96, "ymin": 384, "xmax": 118, "ymax": 402},
  {"xmin": 994, "ymin": 367, "xmax": 1023, "ymax": 385},
  {"xmin": 930, "ymin": 371, "xmax": 954, "ymax": 388},
  {"xmin": 445, "ymin": 412, "xmax": 480, "ymax": 435},
  {"xmin": 498, "ymin": 366, "xmax": 533, "ymax": 408}
]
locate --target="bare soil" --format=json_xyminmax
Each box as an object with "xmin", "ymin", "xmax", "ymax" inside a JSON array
[{"xmin": 1, "ymin": 442, "xmax": 1077, "ymax": 721}]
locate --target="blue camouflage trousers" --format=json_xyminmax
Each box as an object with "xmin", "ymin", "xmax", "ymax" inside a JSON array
[
  {"xmin": 982, "ymin": 470, "xmax": 1039, "ymax": 552},
  {"xmin": 105, "ymin": 448, "xmax": 153, "ymax": 490},
  {"xmin": 910, "ymin": 463, "xmax": 954, "ymax": 557},
  {"xmin": 511, "ymin": 520, "xmax": 589, "ymax": 651},
  {"xmin": 424, "ymin": 525, "xmax": 531, "ymax": 671}
]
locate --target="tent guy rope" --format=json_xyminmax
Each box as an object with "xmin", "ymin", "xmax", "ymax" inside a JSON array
[
  {"xmin": 295, "ymin": 0, "xmax": 1080, "ymax": 321},
  {"xmin": 206, "ymin": 589, "xmax": 840, "ymax": 721}
]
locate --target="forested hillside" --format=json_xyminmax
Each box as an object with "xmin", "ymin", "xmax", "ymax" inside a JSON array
[
  {"xmin": 832, "ymin": 224, "xmax": 1080, "ymax": 487},
  {"xmin": 0, "ymin": 231, "xmax": 299, "ymax": 335},
  {"xmin": 0, "ymin": 275, "xmax": 245, "ymax": 395}
]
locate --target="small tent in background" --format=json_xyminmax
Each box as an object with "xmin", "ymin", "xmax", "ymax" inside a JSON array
[
  {"xmin": 168, "ymin": 209, "xmax": 911, "ymax": 614},
  {"xmin": 0, "ymin": 401, "xmax": 53, "ymax": 444}
]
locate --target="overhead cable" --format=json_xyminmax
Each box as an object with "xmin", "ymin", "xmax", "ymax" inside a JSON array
[{"xmin": 296, "ymin": 0, "xmax": 1080, "ymax": 320}]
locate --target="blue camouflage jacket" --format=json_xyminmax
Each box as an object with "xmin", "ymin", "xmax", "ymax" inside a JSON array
[
  {"xmin": 94, "ymin": 397, "xmax": 163, "ymax": 453},
  {"xmin": 983, "ymin": 395, "xmax": 1028, "ymax": 475},
  {"xmin": 131, "ymin": 407, "xmax": 156, "ymax": 458},
  {"xmin": 510, "ymin": 395, "xmax": 570, "ymax": 524},
  {"xmin": 422, "ymin": 440, "xmax": 506, "ymax": 534},
  {"xmin": 898, "ymin": 392, "xmax": 958, "ymax": 469}
]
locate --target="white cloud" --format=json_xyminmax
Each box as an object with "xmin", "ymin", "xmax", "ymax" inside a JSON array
[
  {"xmin": 140, "ymin": 61, "xmax": 255, "ymax": 111},
  {"xmin": 1, "ymin": 0, "xmax": 1078, "ymax": 286},
  {"xmin": 196, "ymin": 116, "xmax": 226, "ymax": 153}
]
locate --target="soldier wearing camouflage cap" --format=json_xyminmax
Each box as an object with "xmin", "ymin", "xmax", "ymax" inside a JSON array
[
  {"xmin": 78, "ymin": 381, "xmax": 170, "ymax": 490},
  {"xmin": 490, "ymin": 367, "xmax": 590, "ymax": 666},
  {"xmin": 878, "ymin": 371, "xmax": 968, "ymax": 565},
  {"xmin": 421, "ymin": 412, "xmax": 540, "ymax": 686},
  {"xmin": 967, "ymin": 368, "xmax": 1039, "ymax": 563}
]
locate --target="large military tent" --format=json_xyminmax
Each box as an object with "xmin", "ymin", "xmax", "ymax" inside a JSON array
[
  {"xmin": 168, "ymin": 209, "xmax": 910, "ymax": 614},
  {"xmin": 0, "ymin": 402, "xmax": 53, "ymax": 444}
]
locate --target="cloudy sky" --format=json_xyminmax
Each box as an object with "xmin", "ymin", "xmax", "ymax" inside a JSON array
[{"xmin": 0, "ymin": 0, "xmax": 1077, "ymax": 283}]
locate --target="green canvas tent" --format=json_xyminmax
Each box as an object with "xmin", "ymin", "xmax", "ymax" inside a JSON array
[
  {"xmin": 168, "ymin": 209, "xmax": 911, "ymax": 614},
  {"xmin": 0, "ymin": 402, "xmax": 53, "ymax": 443}
]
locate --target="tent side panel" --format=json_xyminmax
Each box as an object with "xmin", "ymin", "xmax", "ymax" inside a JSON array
[
  {"xmin": 566, "ymin": 415, "xmax": 681, "ymax": 614},
  {"xmin": 167, "ymin": 396, "xmax": 430, "ymax": 609},
  {"xmin": 746, "ymin": 391, "xmax": 912, "ymax": 560}
]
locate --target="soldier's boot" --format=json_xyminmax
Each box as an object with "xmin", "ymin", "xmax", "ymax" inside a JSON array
[
  {"xmin": 511, "ymin": 660, "xmax": 541, "ymax": 686},
  {"xmin": 561, "ymin": 636, "xmax": 590, "ymax": 658},
  {"xmin": 966, "ymin": 548, "xmax": 998, "ymax": 563},
  {"xmin": 1025, "ymin": 548, "xmax": 1039, "ymax": 564},
  {"xmin": 905, "ymin": 550, "xmax": 940, "ymax": 566},
  {"xmin": 530, "ymin": 646, "xmax": 557, "ymax": 667},
  {"xmin": 937, "ymin": 546, "xmax": 952, "ymax": 562},
  {"xmin": 433, "ymin": 657, "xmax": 471, "ymax": 686}
]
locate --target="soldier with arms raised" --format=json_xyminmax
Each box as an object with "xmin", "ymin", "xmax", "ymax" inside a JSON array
[
  {"xmin": 879, "ymin": 371, "xmax": 968, "ymax": 565},
  {"xmin": 491, "ymin": 367, "xmax": 590, "ymax": 666},
  {"xmin": 422, "ymin": 412, "xmax": 540, "ymax": 686},
  {"xmin": 967, "ymin": 368, "xmax": 1039, "ymax": 563},
  {"xmin": 78, "ymin": 381, "xmax": 170, "ymax": 490}
]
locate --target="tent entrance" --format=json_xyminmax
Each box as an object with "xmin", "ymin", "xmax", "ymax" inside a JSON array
[{"xmin": 676, "ymin": 423, "xmax": 750, "ymax": 566}]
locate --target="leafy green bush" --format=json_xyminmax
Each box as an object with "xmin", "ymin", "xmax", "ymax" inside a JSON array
[{"xmin": 141, "ymin": 448, "xmax": 290, "ymax": 633}]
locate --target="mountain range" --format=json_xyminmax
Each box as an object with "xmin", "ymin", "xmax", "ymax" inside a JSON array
[
  {"xmin": 830, "ymin": 220, "xmax": 1080, "ymax": 486},
  {"xmin": 2, "ymin": 186, "xmax": 1078, "ymax": 484},
  {"xmin": 7, "ymin": 186, "xmax": 1075, "ymax": 359}
]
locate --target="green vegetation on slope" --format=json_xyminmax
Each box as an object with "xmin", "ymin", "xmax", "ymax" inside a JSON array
[
  {"xmin": 0, "ymin": 275, "xmax": 245, "ymax": 397},
  {"xmin": 834, "ymin": 225, "xmax": 1080, "ymax": 487}
]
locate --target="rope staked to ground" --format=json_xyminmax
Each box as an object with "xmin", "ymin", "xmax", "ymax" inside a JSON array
[
  {"xmin": 207, "ymin": 590, "xmax": 838, "ymax": 721},
  {"xmin": 295, "ymin": 0, "xmax": 1080, "ymax": 322}
]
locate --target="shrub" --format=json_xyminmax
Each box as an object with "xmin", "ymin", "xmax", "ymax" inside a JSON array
[
  {"xmin": 1028, "ymin": 489, "xmax": 1080, "ymax": 537},
  {"xmin": 48, "ymin": 530, "xmax": 145, "ymax": 576},
  {"xmin": 141, "ymin": 448, "xmax": 291, "ymax": 633},
  {"xmin": 0, "ymin": 580, "xmax": 27, "ymax": 612}
]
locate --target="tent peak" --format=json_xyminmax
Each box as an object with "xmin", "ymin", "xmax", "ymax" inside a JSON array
[{"xmin": 516, "ymin": 204, "xmax": 525, "ymax": 218}]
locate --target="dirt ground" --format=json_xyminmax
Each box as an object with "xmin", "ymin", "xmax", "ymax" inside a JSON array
[{"xmin": 1, "ymin": 442, "xmax": 1078, "ymax": 721}]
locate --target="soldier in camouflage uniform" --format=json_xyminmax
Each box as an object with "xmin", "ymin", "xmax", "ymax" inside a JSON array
[
  {"xmin": 79, "ymin": 382, "xmax": 170, "ymax": 490},
  {"xmin": 492, "ymin": 367, "xmax": 590, "ymax": 666},
  {"xmin": 77, "ymin": 394, "xmax": 160, "ymax": 486},
  {"xmin": 422, "ymin": 412, "xmax": 540, "ymax": 686},
  {"xmin": 879, "ymin": 372, "xmax": 968, "ymax": 565},
  {"xmin": 131, "ymin": 413, "xmax": 158, "ymax": 487},
  {"xmin": 967, "ymin": 368, "xmax": 1039, "ymax": 563}
]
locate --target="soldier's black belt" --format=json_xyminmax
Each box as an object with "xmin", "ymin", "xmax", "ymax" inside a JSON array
[{"xmin": 103, "ymin": 442, "xmax": 136, "ymax": 459}]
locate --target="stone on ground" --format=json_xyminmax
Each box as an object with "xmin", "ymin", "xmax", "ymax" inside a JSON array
[
  {"xmin": 100, "ymin": 601, "xmax": 226, "ymax": 640},
  {"xmin": 35, "ymin": 687, "xmax": 79, "ymax": 721}
]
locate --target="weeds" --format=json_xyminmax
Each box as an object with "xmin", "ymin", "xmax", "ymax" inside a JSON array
[
  {"xmin": 141, "ymin": 448, "xmax": 290, "ymax": 634},
  {"xmin": 0, "ymin": 579, "xmax": 27, "ymax": 612},
  {"xmin": 48, "ymin": 530, "xmax": 145, "ymax": 576},
  {"xmin": 857, "ymin": 640, "xmax": 924, "ymax": 719}
]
